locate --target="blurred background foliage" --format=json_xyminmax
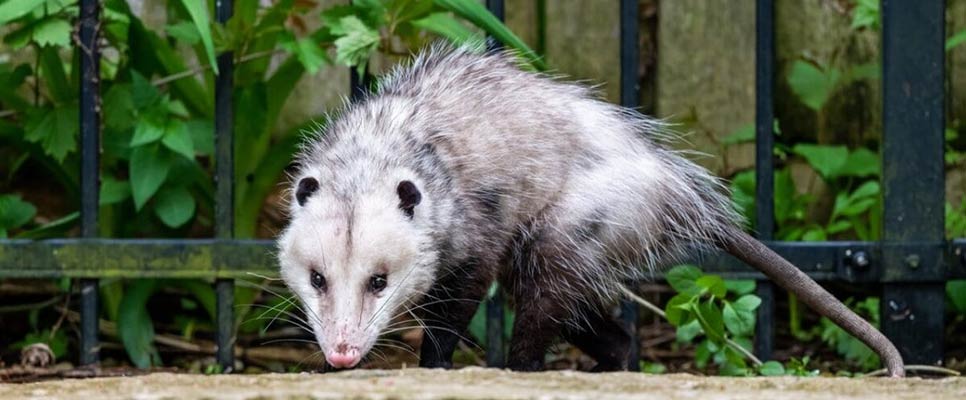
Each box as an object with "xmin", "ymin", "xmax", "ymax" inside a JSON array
[{"xmin": 0, "ymin": 0, "xmax": 963, "ymax": 376}]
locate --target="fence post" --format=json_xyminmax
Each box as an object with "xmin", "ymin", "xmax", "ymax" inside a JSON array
[
  {"xmin": 78, "ymin": 0, "xmax": 101, "ymax": 367},
  {"xmin": 619, "ymin": 0, "xmax": 641, "ymax": 372},
  {"xmin": 214, "ymin": 0, "xmax": 236, "ymax": 372},
  {"xmin": 753, "ymin": 0, "xmax": 776, "ymax": 362},
  {"xmin": 484, "ymin": 0, "xmax": 508, "ymax": 369},
  {"xmin": 880, "ymin": 0, "xmax": 946, "ymax": 365}
]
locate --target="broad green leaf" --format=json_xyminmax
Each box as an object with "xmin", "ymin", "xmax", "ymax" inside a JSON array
[
  {"xmin": 731, "ymin": 294, "xmax": 762, "ymax": 312},
  {"xmin": 130, "ymin": 145, "xmax": 173, "ymax": 210},
  {"xmin": 434, "ymin": 0, "xmax": 546, "ymax": 70},
  {"xmin": 161, "ymin": 120, "xmax": 195, "ymax": 160},
  {"xmin": 787, "ymin": 60, "xmax": 839, "ymax": 111},
  {"xmin": 675, "ymin": 319, "xmax": 702, "ymax": 343},
  {"xmin": 153, "ymin": 185, "xmax": 196, "ymax": 228},
  {"xmin": 723, "ymin": 302, "xmax": 755, "ymax": 336},
  {"xmin": 130, "ymin": 71, "xmax": 161, "ymax": 109},
  {"xmin": 666, "ymin": 265, "xmax": 703, "ymax": 296},
  {"xmin": 664, "ymin": 293, "xmax": 692, "ymax": 326},
  {"xmin": 279, "ymin": 35, "xmax": 330, "ymax": 74},
  {"xmin": 100, "ymin": 177, "xmax": 131, "ymax": 205},
  {"xmin": 850, "ymin": 181, "xmax": 880, "ymax": 200},
  {"xmin": 695, "ymin": 299, "xmax": 725, "ymax": 344},
  {"xmin": 696, "ymin": 275, "xmax": 726, "ymax": 298},
  {"xmin": 24, "ymin": 105, "xmax": 78, "ymax": 162},
  {"xmin": 759, "ymin": 361, "xmax": 786, "ymax": 376},
  {"xmin": 38, "ymin": 46, "xmax": 71, "ymax": 104},
  {"xmin": 411, "ymin": 12, "xmax": 482, "ymax": 45},
  {"xmin": 0, "ymin": 194, "xmax": 36, "ymax": 231},
  {"xmin": 730, "ymin": 170, "xmax": 755, "ymax": 228},
  {"xmin": 118, "ymin": 279, "xmax": 160, "ymax": 368},
  {"xmin": 178, "ymin": 0, "xmax": 219, "ymax": 75},
  {"xmin": 131, "ymin": 115, "xmax": 167, "ymax": 146},
  {"xmin": 725, "ymin": 280, "xmax": 756, "ymax": 296},
  {"xmin": 0, "ymin": 0, "xmax": 46, "ymax": 25},
  {"xmin": 838, "ymin": 148, "xmax": 879, "ymax": 178},
  {"xmin": 802, "ymin": 227, "xmax": 827, "ymax": 241},
  {"xmin": 31, "ymin": 18, "xmax": 71, "ymax": 47},
  {"xmin": 825, "ymin": 219, "xmax": 852, "ymax": 234},
  {"xmin": 166, "ymin": 21, "xmax": 201, "ymax": 44},
  {"xmin": 103, "ymin": 84, "xmax": 136, "ymax": 131},
  {"xmin": 946, "ymin": 281, "xmax": 966, "ymax": 314},
  {"xmin": 792, "ymin": 144, "xmax": 848, "ymax": 180}
]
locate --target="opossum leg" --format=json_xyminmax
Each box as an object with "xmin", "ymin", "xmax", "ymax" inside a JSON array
[
  {"xmin": 562, "ymin": 309, "xmax": 631, "ymax": 372},
  {"xmin": 417, "ymin": 258, "xmax": 495, "ymax": 369},
  {"xmin": 504, "ymin": 229, "xmax": 584, "ymax": 372}
]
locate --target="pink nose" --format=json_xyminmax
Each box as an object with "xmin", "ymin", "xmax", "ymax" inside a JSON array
[{"xmin": 326, "ymin": 345, "xmax": 361, "ymax": 369}]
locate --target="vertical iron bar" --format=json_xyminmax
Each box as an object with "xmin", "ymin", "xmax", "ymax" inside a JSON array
[
  {"xmin": 484, "ymin": 0, "xmax": 506, "ymax": 369},
  {"xmin": 880, "ymin": 0, "xmax": 945, "ymax": 365},
  {"xmin": 78, "ymin": 0, "xmax": 100, "ymax": 366},
  {"xmin": 619, "ymin": 0, "xmax": 641, "ymax": 372},
  {"xmin": 753, "ymin": 0, "xmax": 775, "ymax": 361},
  {"xmin": 350, "ymin": 69, "xmax": 371, "ymax": 101},
  {"xmin": 215, "ymin": 0, "xmax": 236, "ymax": 372}
]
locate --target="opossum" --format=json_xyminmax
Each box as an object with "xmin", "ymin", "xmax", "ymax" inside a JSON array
[{"xmin": 276, "ymin": 44, "xmax": 904, "ymax": 377}]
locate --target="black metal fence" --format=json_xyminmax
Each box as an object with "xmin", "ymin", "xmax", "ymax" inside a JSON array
[{"xmin": 0, "ymin": 0, "xmax": 964, "ymax": 372}]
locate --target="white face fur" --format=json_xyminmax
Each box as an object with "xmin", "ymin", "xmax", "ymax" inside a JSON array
[{"xmin": 277, "ymin": 175, "xmax": 437, "ymax": 369}]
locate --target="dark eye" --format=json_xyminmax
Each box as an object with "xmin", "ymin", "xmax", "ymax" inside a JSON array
[
  {"xmin": 311, "ymin": 271, "xmax": 326, "ymax": 291},
  {"xmin": 368, "ymin": 274, "xmax": 387, "ymax": 293}
]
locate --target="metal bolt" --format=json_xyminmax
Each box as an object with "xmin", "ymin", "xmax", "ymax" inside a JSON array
[
  {"xmin": 957, "ymin": 247, "xmax": 965, "ymax": 267},
  {"xmin": 888, "ymin": 299, "xmax": 912, "ymax": 321},
  {"xmin": 905, "ymin": 254, "xmax": 920, "ymax": 269},
  {"xmin": 845, "ymin": 250, "xmax": 870, "ymax": 269}
]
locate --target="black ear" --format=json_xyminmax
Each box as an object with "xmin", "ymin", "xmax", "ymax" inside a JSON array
[
  {"xmin": 396, "ymin": 180, "xmax": 421, "ymax": 218},
  {"xmin": 296, "ymin": 177, "xmax": 319, "ymax": 206}
]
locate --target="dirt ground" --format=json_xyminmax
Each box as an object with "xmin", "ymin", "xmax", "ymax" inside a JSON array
[{"xmin": 1, "ymin": 368, "xmax": 964, "ymax": 400}]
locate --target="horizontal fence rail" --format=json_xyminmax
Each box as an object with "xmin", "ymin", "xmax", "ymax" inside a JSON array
[
  {"xmin": 0, "ymin": 0, "xmax": 961, "ymax": 370},
  {"xmin": 0, "ymin": 239, "xmax": 962, "ymax": 280}
]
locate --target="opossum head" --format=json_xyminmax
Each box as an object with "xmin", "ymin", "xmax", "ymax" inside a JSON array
[{"xmin": 277, "ymin": 173, "xmax": 437, "ymax": 369}]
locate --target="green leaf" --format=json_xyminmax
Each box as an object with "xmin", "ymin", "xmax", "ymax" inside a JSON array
[
  {"xmin": 666, "ymin": 265, "xmax": 703, "ymax": 296},
  {"xmin": 103, "ymin": 84, "xmax": 136, "ymax": 131},
  {"xmin": 802, "ymin": 227, "xmax": 827, "ymax": 241},
  {"xmin": 130, "ymin": 71, "xmax": 161, "ymax": 109},
  {"xmin": 838, "ymin": 148, "xmax": 879, "ymax": 178},
  {"xmin": 675, "ymin": 319, "xmax": 702, "ymax": 343},
  {"xmin": 948, "ymin": 30, "xmax": 966, "ymax": 51},
  {"xmin": 664, "ymin": 293, "xmax": 692, "ymax": 326},
  {"xmin": 411, "ymin": 12, "xmax": 482, "ymax": 45},
  {"xmin": 0, "ymin": 0, "xmax": 46, "ymax": 25},
  {"xmin": 850, "ymin": 181, "xmax": 880, "ymax": 200},
  {"xmin": 825, "ymin": 219, "xmax": 852, "ymax": 234},
  {"xmin": 38, "ymin": 46, "xmax": 71, "ymax": 104},
  {"xmin": 118, "ymin": 279, "xmax": 160, "ymax": 369},
  {"xmin": 24, "ymin": 105, "xmax": 78, "ymax": 162},
  {"xmin": 330, "ymin": 15, "xmax": 380, "ymax": 75},
  {"xmin": 696, "ymin": 275, "xmax": 726, "ymax": 298},
  {"xmin": 0, "ymin": 194, "xmax": 37, "ymax": 231},
  {"xmin": 131, "ymin": 114, "xmax": 167, "ymax": 146},
  {"xmin": 792, "ymin": 144, "xmax": 848, "ymax": 180},
  {"xmin": 279, "ymin": 35, "xmax": 330, "ymax": 75},
  {"xmin": 178, "ymin": 0, "xmax": 219, "ymax": 75},
  {"xmin": 725, "ymin": 280, "xmax": 756, "ymax": 296},
  {"xmin": 787, "ymin": 60, "xmax": 840, "ymax": 111},
  {"xmin": 946, "ymin": 281, "xmax": 966, "ymax": 314},
  {"xmin": 695, "ymin": 299, "xmax": 725, "ymax": 344},
  {"xmin": 723, "ymin": 295, "xmax": 760, "ymax": 336},
  {"xmin": 185, "ymin": 119, "xmax": 214, "ymax": 156},
  {"xmin": 31, "ymin": 18, "xmax": 71, "ymax": 47},
  {"xmin": 759, "ymin": 361, "xmax": 786, "ymax": 376},
  {"xmin": 153, "ymin": 185, "xmax": 196, "ymax": 228},
  {"xmin": 130, "ymin": 145, "xmax": 173, "ymax": 210},
  {"xmin": 99, "ymin": 177, "xmax": 131, "ymax": 206},
  {"xmin": 161, "ymin": 120, "xmax": 195, "ymax": 160},
  {"xmin": 434, "ymin": 0, "xmax": 546, "ymax": 70},
  {"xmin": 166, "ymin": 21, "xmax": 201, "ymax": 44}
]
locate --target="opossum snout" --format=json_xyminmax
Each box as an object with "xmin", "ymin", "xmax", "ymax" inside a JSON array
[{"xmin": 326, "ymin": 342, "xmax": 361, "ymax": 369}]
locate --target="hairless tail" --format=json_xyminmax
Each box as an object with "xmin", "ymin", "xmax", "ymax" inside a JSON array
[{"xmin": 719, "ymin": 227, "xmax": 905, "ymax": 377}]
